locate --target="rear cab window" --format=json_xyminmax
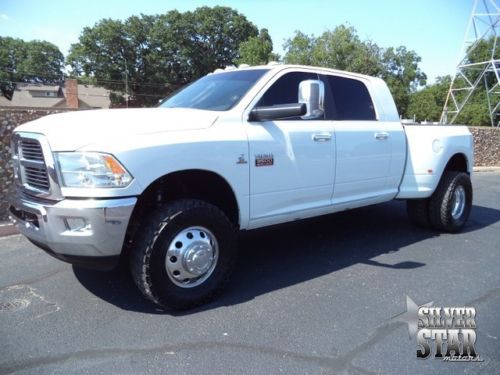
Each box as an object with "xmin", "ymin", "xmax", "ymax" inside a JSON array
[{"xmin": 321, "ymin": 74, "xmax": 377, "ymax": 121}]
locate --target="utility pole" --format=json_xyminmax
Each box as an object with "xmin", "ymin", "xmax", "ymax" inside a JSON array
[{"xmin": 124, "ymin": 60, "xmax": 129, "ymax": 109}]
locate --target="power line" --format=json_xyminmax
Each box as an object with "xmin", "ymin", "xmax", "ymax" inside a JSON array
[{"xmin": 0, "ymin": 68, "xmax": 175, "ymax": 88}]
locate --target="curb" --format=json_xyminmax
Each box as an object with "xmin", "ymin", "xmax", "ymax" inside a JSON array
[
  {"xmin": 473, "ymin": 166, "xmax": 500, "ymax": 173},
  {"xmin": 0, "ymin": 222, "xmax": 18, "ymax": 238}
]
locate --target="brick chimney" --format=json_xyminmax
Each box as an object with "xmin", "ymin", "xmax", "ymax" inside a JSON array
[{"xmin": 65, "ymin": 79, "xmax": 79, "ymax": 109}]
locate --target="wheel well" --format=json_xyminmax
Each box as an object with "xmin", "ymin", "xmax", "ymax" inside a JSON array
[
  {"xmin": 444, "ymin": 153, "xmax": 469, "ymax": 174},
  {"xmin": 125, "ymin": 170, "xmax": 239, "ymax": 247}
]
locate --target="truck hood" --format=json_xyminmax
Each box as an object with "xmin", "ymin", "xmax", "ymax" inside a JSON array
[{"xmin": 15, "ymin": 108, "xmax": 219, "ymax": 151}]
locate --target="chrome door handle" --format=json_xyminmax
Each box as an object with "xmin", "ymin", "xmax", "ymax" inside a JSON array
[
  {"xmin": 312, "ymin": 133, "xmax": 332, "ymax": 142},
  {"xmin": 374, "ymin": 132, "xmax": 389, "ymax": 140}
]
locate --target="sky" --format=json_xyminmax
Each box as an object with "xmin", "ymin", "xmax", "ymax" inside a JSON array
[{"xmin": 0, "ymin": 0, "xmax": 475, "ymax": 84}]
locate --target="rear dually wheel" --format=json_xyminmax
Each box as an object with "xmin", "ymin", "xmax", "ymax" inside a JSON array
[{"xmin": 428, "ymin": 172, "xmax": 472, "ymax": 233}]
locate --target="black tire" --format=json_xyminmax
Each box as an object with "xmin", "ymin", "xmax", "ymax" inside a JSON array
[
  {"xmin": 130, "ymin": 199, "xmax": 237, "ymax": 310},
  {"xmin": 407, "ymin": 199, "xmax": 431, "ymax": 228},
  {"xmin": 428, "ymin": 172, "xmax": 472, "ymax": 233}
]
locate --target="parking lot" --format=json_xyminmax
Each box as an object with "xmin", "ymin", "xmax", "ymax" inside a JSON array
[{"xmin": 1, "ymin": 172, "xmax": 499, "ymax": 374}]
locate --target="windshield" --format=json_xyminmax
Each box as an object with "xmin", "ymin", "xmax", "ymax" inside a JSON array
[{"xmin": 160, "ymin": 69, "xmax": 269, "ymax": 111}]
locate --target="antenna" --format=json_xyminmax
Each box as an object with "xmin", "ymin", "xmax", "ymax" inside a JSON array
[{"xmin": 441, "ymin": 0, "xmax": 500, "ymax": 127}]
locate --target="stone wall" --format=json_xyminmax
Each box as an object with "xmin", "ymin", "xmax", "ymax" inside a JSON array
[
  {"xmin": 1, "ymin": 108, "xmax": 74, "ymax": 221},
  {"xmin": 469, "ymin": 127, "xmax": 500, "ymax": 167},
  {"xmin": 1, "ymin": 109, "xmax": 499, "ymax": 221}
]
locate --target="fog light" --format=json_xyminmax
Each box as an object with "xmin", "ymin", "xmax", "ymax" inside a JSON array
[{"xmin": 64, "ymin": 217, "xmax": 90, "ymax": 232}]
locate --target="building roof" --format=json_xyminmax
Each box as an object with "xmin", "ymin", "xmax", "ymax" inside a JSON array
[
  {"xmin": 0, "ymin": 83, "xmax": 65, "ymax": 108},
  {"xmin": 69, "ymin": 84, "xmax": 111, "ymax": 109},
  {"xmin": 24, "ymin": 85, "xmax": 61, "ymax": 92},
  {"xmin": 0, "ymin": 82, "xmax": 112, "ymax": 109}
]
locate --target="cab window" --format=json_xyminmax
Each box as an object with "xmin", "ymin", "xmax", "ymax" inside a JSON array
[
  {"xmin": 258, "ymin": 72, "xmax": 319, "ymax": 107},
  {"xmin": 322, "ymin": 75, "xmax": 376, "ymax": 120}
]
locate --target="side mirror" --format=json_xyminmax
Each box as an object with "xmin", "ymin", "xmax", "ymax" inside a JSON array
[
  {"xmin": 299, "ymin": 80, "xmax": 325, "ymax": 120},
  {"xmin": 249, "ymin": 103, "xmax": 306, "ymax": 121}
]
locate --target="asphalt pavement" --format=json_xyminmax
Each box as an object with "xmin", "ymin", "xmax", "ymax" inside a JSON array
[{"xmin": 0, "ymin": 172, "xmax": 499, "ymax": 374}]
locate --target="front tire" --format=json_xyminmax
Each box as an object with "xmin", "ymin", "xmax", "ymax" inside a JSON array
[
  {"xmin": 428, "ymin": 172, "xmax": 472, "ymax": 233},
  {"xmin": 130, "ymin": 199, "xmax": 237, "ymax": 310}
]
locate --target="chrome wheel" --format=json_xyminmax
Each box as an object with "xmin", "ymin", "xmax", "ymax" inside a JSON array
[
  {"xmin": 165, "ymin": 226, "xmax": 219, "ymax": 288},
  {"xmin": 451, "ymin": 185, "xmax": 466, "ymax": 220}
]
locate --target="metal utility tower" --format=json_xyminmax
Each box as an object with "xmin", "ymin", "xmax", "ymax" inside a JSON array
[{"xmin": 441, "ymin": 0, "xmax": 499, "ymax": 127}]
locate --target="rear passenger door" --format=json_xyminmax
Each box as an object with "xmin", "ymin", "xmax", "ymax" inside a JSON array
[{"xmin": 321, "ymin": 74, "xmax": 393, "ymax": 204}]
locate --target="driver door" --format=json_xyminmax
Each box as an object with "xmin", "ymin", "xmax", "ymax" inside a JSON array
[{"xmin": 245, "ymin": 71, "xmax": 336, "ymax": 227}]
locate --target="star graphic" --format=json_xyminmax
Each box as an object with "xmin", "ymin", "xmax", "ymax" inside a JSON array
[{"xmin": 392, "ymin": 296, "xmax": 434, "ymax": 339}]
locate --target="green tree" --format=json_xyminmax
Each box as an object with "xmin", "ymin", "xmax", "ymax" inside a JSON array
[
  {"xmin": 0, "ymin": 37, "xmax": 23, "ymax": 97},
  {"xmin": 67, "ymin": 7, "xmax": 258, "ymax": 106},
  {"xmin": 0, "ymin": 37, "xmax": 64, "ymax": 97},
  {"xmin": 283, "ymin": 31, "xmax": 315, "ymax": 65},
  {"xmin": 237, "ymin": 28, "xmax": 279, "ymax": 65},
  {"xmin": 283, "ymin": 25, "xmax": 426, "ymax": 115},
  {"xmin": 407, "ymin": 76, "xmax": 451, "ymax": 122},
  {"xmin": 454, "ymin": 90, "xmax": 490, "ymax": 125},
  {"xmin": 410, "ymin": 36, "xmax": 499, "ymax": 126},
  {"xmin": 453, "ymin": 36, "xmax": 498, "ymax": 125},
  {"xmin": 311, "ymin": 26, "xmax": 383, "ymax": 76},
  {"xmin": 381, "ymin": 46, "xmax": 427, "ymax": 116},
  {"xmin": 462, "ymin": 36, "xmax": 500, "ymax": 85},
  {"xmin": 184, "ymin": 6, "xmax": 258, "ymax": 75}
]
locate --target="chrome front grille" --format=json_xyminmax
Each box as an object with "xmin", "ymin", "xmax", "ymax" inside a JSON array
[
  {"xmin": 20, "ymin": 139, "xmax": 45, "ymax": 161},
  {"xmin": 11, "ymin": 132, "xmax": 62, "ymax": 200},
  {"xmin": 23, "ymin": 165, "xmax": 50, "ymax": 190},
  {"xmin": 17, "ymin": 138, "xmax": 50, "ymax": 192}
]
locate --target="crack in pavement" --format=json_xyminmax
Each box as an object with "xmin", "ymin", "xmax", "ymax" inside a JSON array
[
  {"xmin": 16, "ymin": 284, "xmax": 498, "ymax": 374},
  {"xmin": 0, "ymin": 267, "xmax": 67, "ymax": 291},
  {"xmin": 466, "ymin": 287, "xmax": 500, "ymax": 307},
  {"xmin": 0, "ymin": 284, "xmax": 61, "ymax": 326},
  {"xmin": 1, "ymin": 279, "xmax": 498, "ymax": 373},
  {"xmin": 0, "ymin": 316, "xmax": 410, "ymax": 375},
  {"xmin": 0, "ymin": 339, "xmax": 375, "ymax": 375}
]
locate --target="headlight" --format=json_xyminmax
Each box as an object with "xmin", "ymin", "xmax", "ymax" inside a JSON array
[{"xmin": 56, "ymin": 152, "xmax": 133, "ymax": 188}]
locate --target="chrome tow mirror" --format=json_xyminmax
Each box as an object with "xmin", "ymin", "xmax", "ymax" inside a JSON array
[{"xmin": 299, "ymin": 80, "xmax": 325, "ymax": 120}]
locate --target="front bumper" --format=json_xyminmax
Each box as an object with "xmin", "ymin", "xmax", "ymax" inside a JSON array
[{"xmin": 8, "ymin": 190, "xmax": 136, "ymax": 269}]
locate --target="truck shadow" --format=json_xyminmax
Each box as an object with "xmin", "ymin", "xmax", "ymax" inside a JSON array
[{"xmin": 72, "ymin": 201, "xmax": 500, "ymax": 315}]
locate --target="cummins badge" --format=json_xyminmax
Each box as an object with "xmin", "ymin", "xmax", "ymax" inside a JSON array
[{"xmin": 255, "ymin": 153, "xmax": 274, "ymax": 167}]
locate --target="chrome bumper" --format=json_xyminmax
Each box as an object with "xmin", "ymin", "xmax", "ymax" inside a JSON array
[{"xmin": 8, "ymin": 190, "xmax": 136, "ymax": 260}]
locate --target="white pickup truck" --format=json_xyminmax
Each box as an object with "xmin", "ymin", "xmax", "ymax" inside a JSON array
[{"xmin": 9, "ymin": 64, "xmax": 473, "ymax": 310}]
